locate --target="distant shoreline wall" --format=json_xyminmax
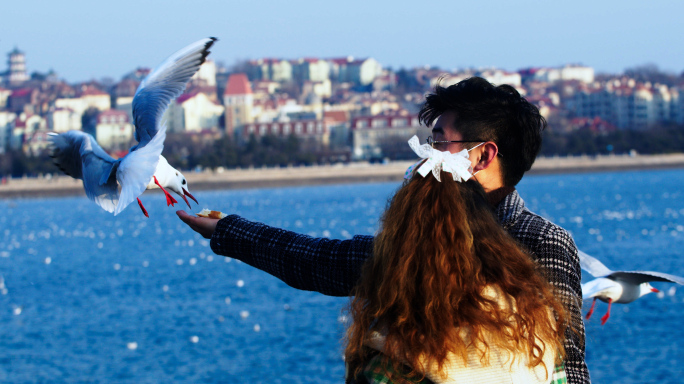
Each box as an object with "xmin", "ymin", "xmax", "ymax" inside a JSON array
[{"xmin": 2, "ymin": 153, "xmax": 684, "ymax": 199}]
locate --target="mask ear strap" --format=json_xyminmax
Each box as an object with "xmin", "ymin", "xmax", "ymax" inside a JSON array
[
  {"xmin": 467, "ymin": 142, "xmax": 485, "ymax": 152},
  {"xmin": 467, "ymin": 142, "xmax": 486, "ymax": 176}
]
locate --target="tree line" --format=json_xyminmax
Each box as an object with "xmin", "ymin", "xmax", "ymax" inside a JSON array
[{"xmin": 2, "ymin": 126, "xmax": 684, "ymax": 178}]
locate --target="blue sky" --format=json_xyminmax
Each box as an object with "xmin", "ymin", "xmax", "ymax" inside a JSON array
[{"xmin": 2, "ymin": 0, "xmax": 683, "ymax": 83}]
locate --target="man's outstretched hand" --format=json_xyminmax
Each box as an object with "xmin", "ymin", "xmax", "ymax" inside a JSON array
[{"xmin": 176, "ymin": 210, "xmax": 219, "ymax": 239}]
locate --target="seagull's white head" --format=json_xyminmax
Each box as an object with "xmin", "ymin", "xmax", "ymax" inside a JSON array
[
  {"xmin": 166, "ymin": 167, "xmax": 198, "ymax": 208},
  {"xmin": 639, "ymin": 282, "xmax": 659, "ymax": 298}
]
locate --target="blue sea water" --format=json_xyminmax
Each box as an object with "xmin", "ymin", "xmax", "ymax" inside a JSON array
[{"xmin": 1, "ymin": 168, "xmax": 683, "ymax": 383}]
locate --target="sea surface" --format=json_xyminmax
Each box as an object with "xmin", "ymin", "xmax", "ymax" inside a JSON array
[{"xmin": 1, "ymin": 168, "xmax": 683, "ymax": 383}]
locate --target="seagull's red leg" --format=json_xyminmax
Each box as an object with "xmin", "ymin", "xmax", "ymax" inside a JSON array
[
  {"xmin": 600, "ymin": 299, "xmax": 613, "ymax": 325},
  {"xmin": 153, "ymin": 176, "xmax": 178, "ymax": 206},
  {"xmin": 585, "ymin": 298, "xmax": 597, "ymax": 320},
  {"xmin": 137, "ymin": 197, "xmax": 149, "ymax": 218}
]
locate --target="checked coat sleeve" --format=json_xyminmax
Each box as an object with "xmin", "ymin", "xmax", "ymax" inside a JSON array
[
  {"xmin": 210, "ymin": 215, "xmax": 374, "ymax": 297},
  {"xmin": 497, "ymin": 191, "xmax": 590, "ymax": 384},
  {"xmin": 531, "ymin": 227, "xmax": 589, "ymax": 384}
]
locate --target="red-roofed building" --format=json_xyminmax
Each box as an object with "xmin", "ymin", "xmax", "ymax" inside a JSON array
[
  {"xmin": 224, "ymin": 73, "xmax": 253, "ymax": 95},
  {"xmin": 323, "ymin": 110, "xmax": 349, "ymax": 125},
  {"xmin": 324, "ymin": 110, "xmax": 351, "ymax": 148},
  {"xmin": 8, "ymin": 88, "xmax": 39, "ymax": 113},
  {"xmin": 224, "ymin": 73, "xmax": 254, "ymax": 136}
]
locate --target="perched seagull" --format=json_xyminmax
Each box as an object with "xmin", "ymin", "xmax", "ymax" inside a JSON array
[
  {"xmin": 579, "ymin": 250, "xmax": 684, "ymax": 325},
  {"xmin": 49, "ymin": 37, "xmax": 215, "ymax": 217}
]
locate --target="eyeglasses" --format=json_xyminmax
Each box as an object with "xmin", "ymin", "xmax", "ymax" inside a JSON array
[
  {"xmin": 425, "ymin": 136, "xmax": 504, "ymax": 158},
  {"xmin": 426, "ymin": 136, "xmax": 485, "ymax": 148}
]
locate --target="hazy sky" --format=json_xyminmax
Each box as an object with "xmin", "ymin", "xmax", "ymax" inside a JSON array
[{"xmin": 2, "ymin": 0, "xmax": 683, "ymax": 83}]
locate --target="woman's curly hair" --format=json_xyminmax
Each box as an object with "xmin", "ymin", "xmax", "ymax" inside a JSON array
[{"xmin": 344, "ymin": 174, "xmax": 566, "ymax": 381}]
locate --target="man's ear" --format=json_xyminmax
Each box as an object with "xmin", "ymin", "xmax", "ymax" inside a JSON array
[{"xmin": 472, "ymin": 142, "xmax": 499, "ymax": 173}]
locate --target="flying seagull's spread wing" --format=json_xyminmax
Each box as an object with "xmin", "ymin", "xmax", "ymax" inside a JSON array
[
  {"xmin": 578, "ymin": 250, "xmax": 614, "ymax": 277},
  {"xmin": 609, "ymin": 271, "xmax": 684, "ymax": 286},
  {"xmin": 47, "ymin": 37, "xmax": 217, "ymax": 216},
  {"xmin": 49, "ymin": 131, "xmax": 119, "ymax": 213},
  {"xmin": 113, "ymin": 37, "xmax": 217, "ymax": 214},
  {"xmin": 131, "ymin": 37, "xmax": 217, "ymax": 149}
]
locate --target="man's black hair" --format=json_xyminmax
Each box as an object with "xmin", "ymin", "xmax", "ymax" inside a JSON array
[{"xmin": 418, "ymin": 77, "xmax": 546, "ymax": 187}]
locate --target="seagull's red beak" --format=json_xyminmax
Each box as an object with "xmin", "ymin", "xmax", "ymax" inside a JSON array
[
  {"xmin": 651, "ymin": 288, "xmax": 660, "ymax": 293},
  {"xmin": 183, "ymin": 188, "xmax": 198, "ymax": 205}
]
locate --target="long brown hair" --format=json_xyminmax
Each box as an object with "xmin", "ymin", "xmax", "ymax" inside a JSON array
[{"xmin": 345, "ymin": 173, "xmax": 566, "ymax": 380}]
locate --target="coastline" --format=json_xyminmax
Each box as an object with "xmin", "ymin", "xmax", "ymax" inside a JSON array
[{"xmin": 2, "ymin": 152, "xmax": 684, "ymax": 199}]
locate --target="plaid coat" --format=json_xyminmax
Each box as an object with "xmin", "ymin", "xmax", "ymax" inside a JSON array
[{"xmin": 210, "ymin": 190, "xmax": 590, "ymax": 384}]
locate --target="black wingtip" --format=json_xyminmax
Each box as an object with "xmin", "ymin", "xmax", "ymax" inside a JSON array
[{"xmin": 200, "ymin": 37, "xmax": 217, "ymax": 64}]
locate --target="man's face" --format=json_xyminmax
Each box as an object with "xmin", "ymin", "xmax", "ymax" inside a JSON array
[
  {"xmin": 431, "ymin": 111, "xmax": 466, "ymax": 152},
  {"xmin": 431, "ymin": 111, "xmax": 481, "ymax": 167}
]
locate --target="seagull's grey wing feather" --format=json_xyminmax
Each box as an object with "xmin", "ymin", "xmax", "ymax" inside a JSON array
[
  {"xmin": 610, "ymin": 271, "xmax": 684, "ymax": 285},
  {"xmin": 113, "ymin": 124, "xmax": 166, "ymax": 215},
  {"xmin": 132, "ymin": 37, "xmax": 216, "ymax": 148},
  {"xmin": 581, "ymin": 278, "xmax": 619, "ymax": 300},
  {"xmin": 48, "ymin": 131, "xmax": 119, "ymax": 213},
  {"xmin": 578, "ymin": 250, "xmax": 613, "ymax": 277}
]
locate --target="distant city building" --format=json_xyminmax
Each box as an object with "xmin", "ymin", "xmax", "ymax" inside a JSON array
[
  {"xmin": 7, "ymin": 88, "xmax": 39, "ymax": 114},
  {"xmin": 167, "ymin": 92, "xmax": 224, "ymax": 133},
  {"xmin": 324, "ymin": 110, "xmax": 351, "ymax": 149},
  {"xmin": 292, "ymin": 58, "xmax": 330, "ymax": 82},
  {"xmin": 328, "ymin": 57, "xmax": 383, "ymax": 86},
  {"xmin": 223, "ymin": 73, "xmax": 254, "ymax": 136},
  {"xmin": 95, "ymin": 109, "xmax": 134, "ymax": 150},
  {"xmin": 0, "ymin": 111, "xmax": 17, "ymax": 153},
  {"xmin": 22, "ymin": 131, "xmax": 51, "ymax": 156},
  {"xmin": 302, "ymin": 79, "xmax": 332, "ymax": 99},
  {"xmin": 431, "ymin": 69, "xmax": 521, "ymax": 89},
  {"xmin": 478, "ymin": 69, "xmax": 522, "ymax": 87},
  {"xmin": 248, "ymin": 59, "xmax": 293, "ymax": 82},
  {"xmin": 239, "ymin": 118, "xmax": 329, "ymax": 149},
  {"xmin": 122, "ymin": 67, "xmax": 151, "ymax": 82},
  {"xmin": 523, "ymin": 65, "xmax": 594, "ymax": 84},
  {"xmin": 55, "ymin": 87, "xmax": 111, "ymax": 116},
  {"xmin": 0, "ymin": 86, "xmax": 11, "ymax": 109},
  {"xmin": 11, "ymin": 113, "xmax": 46, "ymax": 151},
  {"xmin": 2, "ymin": 47, "xmax": 29, "ymax": 86},
  {"xmin": 350, "ymin": 114, "xmax": 422, "ymax": 160},
  {"xmin": 190, "ymin": 59, "xmax": 217, "ymax": 87},
  {"xmin": 47, "ymin": 107, "xmax": 81, "ymax": 132},
  {"xmin": 568, "ymin": 79, "xmax": 680, "ymax": 129},
  {"xmin": 252, "ymin": 80, "xmax": 281, "ymax": 95}
]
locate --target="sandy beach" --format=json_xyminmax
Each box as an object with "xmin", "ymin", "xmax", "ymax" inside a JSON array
[{"xmin": 2, "ymin": 152, "xmax": 684, "ymax": 199}]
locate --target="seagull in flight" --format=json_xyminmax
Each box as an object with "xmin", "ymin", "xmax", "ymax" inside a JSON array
[
  {"xmin": 579, "ymin": 250, "xmax": 684, "ymax": 325},
  {"xmin": 49, "ymin": 37, "xmax": 216, "ymax": 216}
]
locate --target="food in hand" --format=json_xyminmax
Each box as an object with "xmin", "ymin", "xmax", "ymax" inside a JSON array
[{"xmin": 196, "ymin": 209, "xmax": 227, "ymax": 219}]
